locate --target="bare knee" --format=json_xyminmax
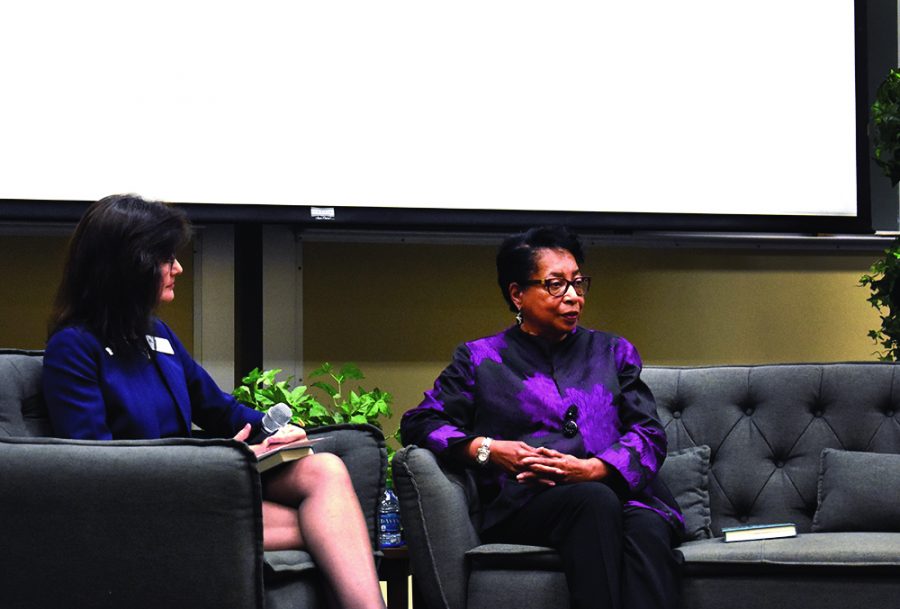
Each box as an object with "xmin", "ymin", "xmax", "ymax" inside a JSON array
[
  {"xmin": 301, "ymin": 452, "xmax": 351, "ymax": 483},
  {"xmin": 264, "ymin": 452, "xmax": 352, "ymax": 503},
  {"xmin": 286, "ymin": 452, "xmax": 355, "ymax": 496}
]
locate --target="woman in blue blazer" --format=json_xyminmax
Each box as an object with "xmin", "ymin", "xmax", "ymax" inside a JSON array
[{"xmin": 43, "ymin": 194, "xmax": 385, "ymax": 609}]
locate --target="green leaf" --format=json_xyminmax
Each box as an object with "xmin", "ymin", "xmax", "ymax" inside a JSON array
[
  {"xmin": 312, "ymin": 381, "xmax": 339, "ymax": 398},
  {"xmin": 232, "ymin": 385, "xmax": 253, "ymax": 405},
  {"xmin": 288, "ymin": 385, "xmax": 310, "ymax": 406},
  {"xmin": 339, "ymin": 362, "xmax": 365, "ymax": 381},
  {"xmin": 260, "ymin": 368, "xmax": 282, "ymax": 385},
  {"xmin": 873, "ymin": 69, "xmax": 900, "ymax": 185},
  {"xmin": 862, "ymin": 235, "xmax": 900, "ymax": 361},
  {"xmin": 241, "ymin": 367, "xmax": 263, "ymax": 386},
  {"xmin": 310, "ymin": 362, "xmax": 333, "ymax": 378},
  {"xmin": 308, "ymin": 401, "xmax": 330, "ymax": 418}
]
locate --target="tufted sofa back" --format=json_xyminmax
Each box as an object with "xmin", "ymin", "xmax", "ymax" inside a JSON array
[{"xmin": 643, "ymin": 363, "xmax": 900, "ymax": 536}]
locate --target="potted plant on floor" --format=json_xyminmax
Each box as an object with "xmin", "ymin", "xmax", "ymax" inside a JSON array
[
  {"xmin": 862, "ymin": 68, "xmax": 900, "ymax": 360},
  {"xmin": 872, "ymin": 68, "xmax": 900, "ymax": 186},
  {"xmin": 232, "ymin": 362, "xmax": 400, "ymax": 479}
]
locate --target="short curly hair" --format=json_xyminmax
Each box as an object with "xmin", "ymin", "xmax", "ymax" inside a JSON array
[{"xmin": 495, "ymin": 226, "xmax": 585, "ymax": 312}]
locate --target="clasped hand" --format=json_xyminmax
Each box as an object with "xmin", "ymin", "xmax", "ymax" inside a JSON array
[
  {"xmin": 233, "ymin": 423, "xmax": 308, "ymax": 456},
  {"xmin": 491, "ymin": 441, "xmax": 607, "ymax": 486}
]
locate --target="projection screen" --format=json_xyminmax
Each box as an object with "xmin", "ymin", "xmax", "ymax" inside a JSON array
[{"xmin": 0, "ymin": 1, "xmax": 872, "ymax": 230}]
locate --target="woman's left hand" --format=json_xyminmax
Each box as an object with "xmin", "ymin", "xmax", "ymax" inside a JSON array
[
  {"xmin": 265, "ymin": 424, "xmax": 307, "ymax": 445},
  {"xmin": 517, "ymin": 447, "xmax": 608, "ymax": 485},
  {"xmin": 233, "ymin": 423, "xmax": 307, "ymax": 456}
]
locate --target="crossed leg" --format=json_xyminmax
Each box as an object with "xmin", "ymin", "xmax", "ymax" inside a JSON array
[{"xmin": 262, "ymin": 452, "xmax": 385, "ymax": 609}]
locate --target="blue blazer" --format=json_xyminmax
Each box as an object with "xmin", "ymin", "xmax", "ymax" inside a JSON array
[{"xmin": 43, "ymin": 319, "xmax": 263, "ymax": 440}]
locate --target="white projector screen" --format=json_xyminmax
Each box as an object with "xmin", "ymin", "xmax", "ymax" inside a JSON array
[{"xmin": 0, "ymin": 1, "xmax": 861, "ymax": 222}]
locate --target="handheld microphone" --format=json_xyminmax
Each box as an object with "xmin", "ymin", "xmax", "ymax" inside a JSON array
[{"xmin": 248, "ymin": 402, "xmax": 293, "ymax": 444}]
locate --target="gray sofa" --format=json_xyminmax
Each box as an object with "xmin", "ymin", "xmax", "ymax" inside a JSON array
[
  {"xmin": 0, "ymin": 349, "xmax": 386, "ymax": 609},
  {"xmin": 394, "ymin": 362, "xmax": 900, "ymax": 609}
]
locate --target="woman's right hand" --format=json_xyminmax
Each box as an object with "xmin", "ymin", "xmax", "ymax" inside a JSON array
[
  {"xmin": 233, "ymin": 422, "xmax": 307, "ymax": 456},
  {"xmin": 488, "ymin": 439, "xmax": 543, "ymax": 473},
  {"xmin": 479, "ymin": 439, "xmax": 558, "ymax": 487},
  {"xmin": 459, "ymin": 438, "xmax": 556, "ymax": 486},
  {"xmin": 233, "ymin": 423, "xmax": 252, "ymax": 443},
  {"xmin": 233, "ymin": 423, "xmax": 267, "ymax": 456}
]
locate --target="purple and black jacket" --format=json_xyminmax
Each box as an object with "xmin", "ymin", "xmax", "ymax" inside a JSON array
[{"xmin": 401, "ymin": 325, "xmax": 684, "ymax": 534}]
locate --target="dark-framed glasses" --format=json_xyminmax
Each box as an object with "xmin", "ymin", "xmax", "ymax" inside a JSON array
[
  {"xmin": 523, "ymin": 276, "xmax": 591, "ymax": 297},
  {"xmin": 563, "ymin": 405, "xmax": 579, "ymax": 438}
]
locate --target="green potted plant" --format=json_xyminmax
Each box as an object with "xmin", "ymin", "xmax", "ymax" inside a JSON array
[
  {"xmin": 860, "ymin": 241, "xmax": 900, "ymax": 361},
  {"xmin": 872, "ymin": 67, "xmax": 900, "ymax": 185},
  {"xmin": 862, "ymin": 68, "xmax": 900, "ymax": 360},
  {"xmin": 233, "ymin": 362, "xmax": 401, "ymax": 482}
]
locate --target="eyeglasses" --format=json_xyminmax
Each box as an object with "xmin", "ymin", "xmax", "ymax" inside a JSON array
[
  {"xmin": 522, "ymin": 276, "xmax": 591, "ymax": 297},
  {"xmin": 563, "ymin": 405, "xmax": 579, "ymax": 438}
]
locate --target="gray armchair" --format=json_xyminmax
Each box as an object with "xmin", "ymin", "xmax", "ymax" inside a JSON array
[
  {"xmin": 0, "ymin": 349, "xmax": 387, "ymax": 609},
  {"xmin": 0, "ymin": 435, "xmax": 267, "ymax": 609},
  {"xmin": 393, "ymin": 446, "xmax": 569, "ymax": 609}
]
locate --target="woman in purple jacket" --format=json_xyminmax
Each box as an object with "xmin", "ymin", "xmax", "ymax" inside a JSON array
[
  {"xmin": 43, "ymin": 194, "xmax": 385, "ymax": 609},
  {"xmin": 401, "ymin": 226, "xmax": 682, "ymax": 609}
]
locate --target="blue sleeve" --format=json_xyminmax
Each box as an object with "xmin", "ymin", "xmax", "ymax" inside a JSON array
[
  {"xmin": 42, "ymin": 327, "xmax": 113, "ymax": 440},
  {"xmin": 156, "ymin": 322, "xmax": 264, "ymax": 436}
]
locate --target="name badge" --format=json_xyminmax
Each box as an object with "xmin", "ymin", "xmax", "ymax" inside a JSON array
[{"xmin": 146, "ymin": 335, "xmax": 175, "ymax": 355}]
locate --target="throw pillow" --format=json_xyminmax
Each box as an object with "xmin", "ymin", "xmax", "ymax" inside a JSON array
[
  {"xmin": 658, "ymin": 445, "xmax": 712, "ymax": 540},
  {"xmin": 812, "ymin": 448, "xmax": 900, "ymax": 532}
]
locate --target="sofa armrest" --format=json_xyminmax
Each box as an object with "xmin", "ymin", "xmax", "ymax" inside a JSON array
[
  {"xmin": 393, "ymin": 445, "xmax": 482, "ymax": 609},
  {"xmin": 304, "ymin": 423, "xmax": 387, "ymax": 549},
  {"xmin": 0, "ymin": 437, "xmax": 265, "ymax": 609}
]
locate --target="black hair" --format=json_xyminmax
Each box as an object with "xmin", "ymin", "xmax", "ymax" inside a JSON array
[
  {"xmin": 496, "ymin": 225, "xmax": 585, "ymax": 312},
  {"xmin": 49, "ymin": 194, "xmax": 192, "ymax": 354}
]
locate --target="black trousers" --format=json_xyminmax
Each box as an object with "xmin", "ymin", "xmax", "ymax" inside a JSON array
[{"xmin": 481, "ymin": 482, "xmax": 681, "ymax": 609}]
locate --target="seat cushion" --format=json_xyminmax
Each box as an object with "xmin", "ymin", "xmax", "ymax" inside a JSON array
[
  {"xmin": 466, "ymin": 543, "xmax": 564, "ymax": 571},
  {"xmin": 679, "ymin": 532, "xmax": 900, "ymax": 571},
  {"xmin": 678, "ymin": 532, "xmax": 900, "ymax": 609},
  {"xmin": 264, "ymin": 550, "xmax": 317, "ymax": 577}
]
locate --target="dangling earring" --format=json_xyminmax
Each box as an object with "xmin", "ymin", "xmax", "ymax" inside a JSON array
[{"xmin": 515, "ymin": 309, "xmax": 523, "ymax": 325}]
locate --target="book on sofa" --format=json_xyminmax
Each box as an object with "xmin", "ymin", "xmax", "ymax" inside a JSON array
[
  {"xmin": 256, "ymin": 438, "xmax": 322, "ymax": 473},
  {"xmin": 721, "ymin": 523, "xmax": 797, "ymax": 543}
]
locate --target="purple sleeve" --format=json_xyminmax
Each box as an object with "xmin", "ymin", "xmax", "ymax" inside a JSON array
[
  {"xmin": 596, "ymin": 337, "xmax": 666, "ymax": 493},
  {"xmin": 400, "ymin": 345, "xmax": 477, "ymax": 454}
]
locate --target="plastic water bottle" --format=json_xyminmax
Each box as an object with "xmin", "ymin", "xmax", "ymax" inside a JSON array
[{"xmin": 379, "ymin": 487, "xmax": 403, "ymax": 548}]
